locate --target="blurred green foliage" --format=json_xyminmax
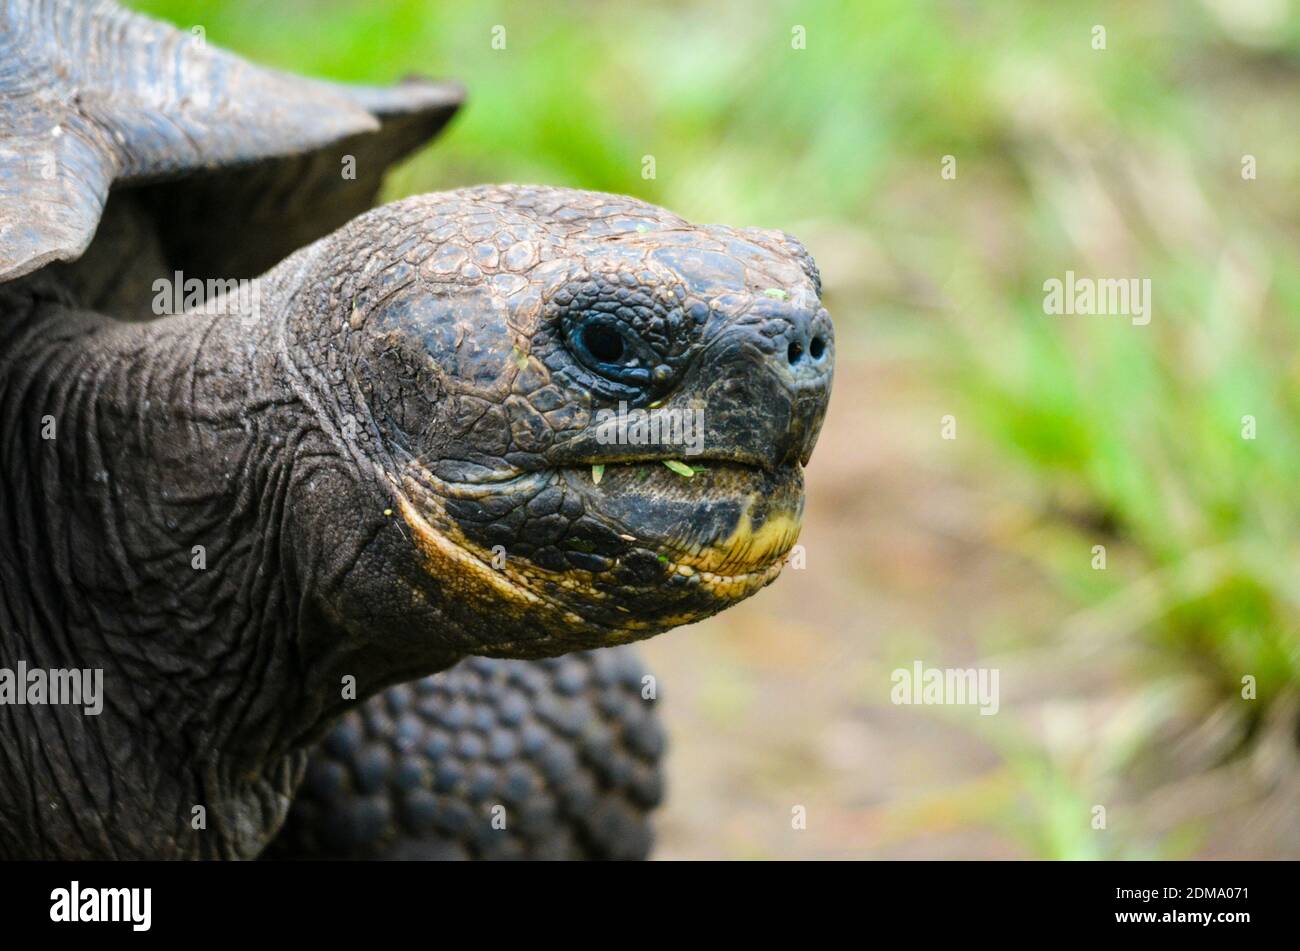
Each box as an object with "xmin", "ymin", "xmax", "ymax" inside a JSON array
[{"xmin": 129, "ymin": 0, "xmax": 1299, "ymax": 857}]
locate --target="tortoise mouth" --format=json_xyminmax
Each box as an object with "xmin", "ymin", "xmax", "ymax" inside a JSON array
[
  {"xmin": 386, "ymin": 454, "xmax": 803, "ymax": 651},
  {"xmin": 560, "ymin": 458, "xmax": 804, "ymax": 575},
  {"xmin": 398, "ymin": 456, "xmax": 804, "ymax": 584}
]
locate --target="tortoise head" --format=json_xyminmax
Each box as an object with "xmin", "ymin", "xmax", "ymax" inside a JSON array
[{"xmin": 288, "ymin": 185, "xmax": 833, "ymax": 658}]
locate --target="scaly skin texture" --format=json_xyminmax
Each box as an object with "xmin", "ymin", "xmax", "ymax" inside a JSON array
[
  {"xmin": 269, "ymin": 647, "xmax": 664, "ymax": 861},
  {"xmin": 0, "ymin": 185, "xmax": 832, "ymax": 859}
]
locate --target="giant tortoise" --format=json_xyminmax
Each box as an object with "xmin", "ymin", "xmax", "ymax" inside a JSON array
[{"xmin": 0, "ymin": 0, "xmax": 833, "ymax": 859}]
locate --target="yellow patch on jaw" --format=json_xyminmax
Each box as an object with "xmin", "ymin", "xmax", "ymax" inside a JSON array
[
  {"xmin": 672, "ymin": 510, "xmax": 803, "ymax": 575},
  {"xmin": 397, "ymin": 478, "xmax": 600, "ymax": 629},
  {"xmin": 662, "ymin": 555, "xmax": 787, "ymax": 603},
  {"xmin": 397, "ymin": 494, "xmax": 543, "ymax": 609}
]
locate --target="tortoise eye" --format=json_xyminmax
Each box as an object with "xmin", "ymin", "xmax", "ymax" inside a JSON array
[
  {"xmin": 569, "ymin": 317, "xmax": 651, "ymax": 388},
  {"xmin": 581, "ymin": 325, "xmax": 625, "ymax": 364}
]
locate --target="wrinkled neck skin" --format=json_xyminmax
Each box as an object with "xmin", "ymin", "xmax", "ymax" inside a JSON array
[{"xmin": 0, "ymin": 255, "xmax": 455, "ymax": 859}]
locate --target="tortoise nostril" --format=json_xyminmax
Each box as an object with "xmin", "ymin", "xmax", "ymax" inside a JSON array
[
  {"xmin": 787, "ymin": 341, "xmax": 804, "ymax": 364},
  {"xmin": 809, "ymin": 336, "xmax": 825, "ymax": 360}
]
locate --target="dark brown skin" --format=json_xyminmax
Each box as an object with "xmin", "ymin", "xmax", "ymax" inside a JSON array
[
  {"xmin": 269, "ymin": 647, "xmax": 667, "ymax": 861},
  {"xmin": 0, "ymin": 184, "xmax": 832, "ymax": 858}
]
